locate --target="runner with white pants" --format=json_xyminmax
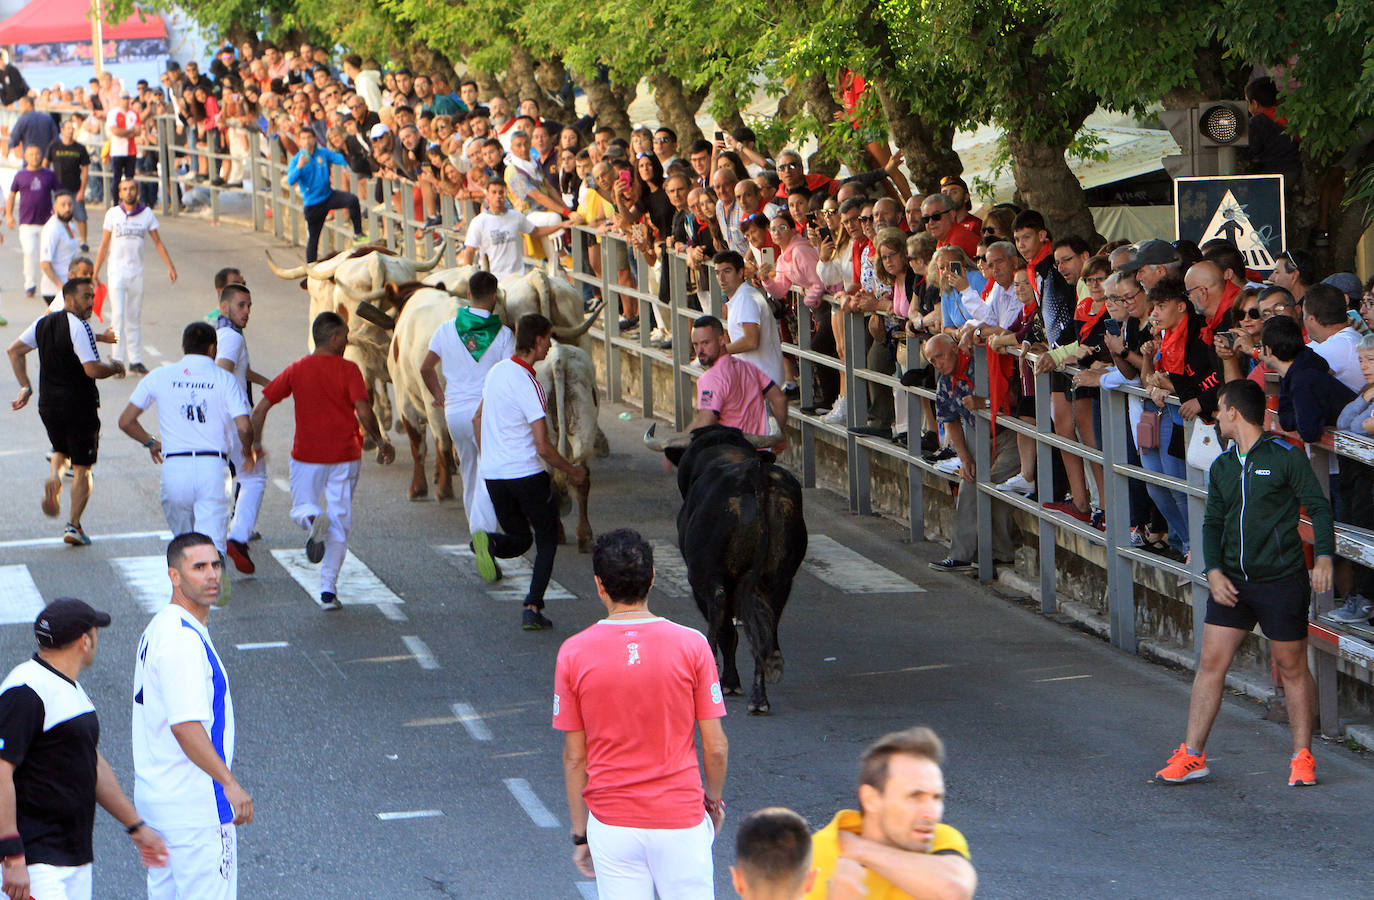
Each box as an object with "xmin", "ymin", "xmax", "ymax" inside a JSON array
[
  {"xmin": 92, "ymin": 178, "xmax": 178, "ymax": 374},
  {"xmin": 419, "ymin": 269, "xmax": 512, "ymax": 536}
]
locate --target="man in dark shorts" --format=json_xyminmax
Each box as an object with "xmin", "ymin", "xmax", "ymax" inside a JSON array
[
  {"xmin": 1156, "ymin": 378, "xmax": 1333, "ymax": 787},
  {"xmin": 7, "ymin": 277, "xmax": 125, "ymax": 545}
]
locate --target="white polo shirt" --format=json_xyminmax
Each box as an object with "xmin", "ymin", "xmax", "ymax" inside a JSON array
[
  {"xmin": 39, "ymin": 215, "xmax": 81, "ymax": 297},
  {"xmin": 102, "ymin": 204, "xmax": 159, "ymax": 280},
  {"xmin": 480, "ymin": 356, "xmax": 547, "ymax": 480},
  {"xmin": 428, "ymin": 311, "xmax": 515, "ymax": 412},
  {"xmin": 1312, "ymin": 326, "xmax": 1364, "ymax": 393},
  {"xmin": 132, "ymin": 604, "xmax": 236, "ymax": 830},
  {"xmin": 128, "ymin": 353, "xmax": 249, "ymax": 455},
  {"xmin": 464, "ymin": 208, "xmax": 535, "ymax": 281},
  {"xmin": 725, "ymin": 283, "xmax": 784, "ymax": 386}
]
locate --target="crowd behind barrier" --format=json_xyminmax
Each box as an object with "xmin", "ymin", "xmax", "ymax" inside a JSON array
[{"xmin": 3, "ymin": 56, "xmax": 1373, "ymax": 739}]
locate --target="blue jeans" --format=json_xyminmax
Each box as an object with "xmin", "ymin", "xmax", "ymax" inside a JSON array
[{"xmin": 1138, "ymin": 403, "xmax": 1189, "ymax": 552}]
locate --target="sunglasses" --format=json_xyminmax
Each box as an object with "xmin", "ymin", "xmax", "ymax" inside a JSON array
[
  {"xmin": 1260, "ymin": 304, "xmax": 1291, "ymax": 319},
  {"xmin": 974, "ymin": 255, "xmax": 987, "ymax": 263},
  {"xmin": 922, "ymin": 210, "xmax": 948, "ymax": 223},
  {"xmin": 652, "ymin": 137, "xmax": 672, "ymax": 144},
  {"xmin": 858, "ymin": 215, "xmax": 873, "ymax": 223},
  {"xmin": 982, "ymin": 226, "xmax": 997, "ymax": 236},
  {"xmin": 1240, "ymin": 307, "xmax": 1263, "ymax": 319},
  {"xmin": 778, "ymin": 162, "xmax": 802, "ymax": 171}
]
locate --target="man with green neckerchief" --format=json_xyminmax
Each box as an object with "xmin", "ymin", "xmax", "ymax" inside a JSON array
[{"xmin": 420, "ymin": 270, "xmax": 514, "ymax": 542}]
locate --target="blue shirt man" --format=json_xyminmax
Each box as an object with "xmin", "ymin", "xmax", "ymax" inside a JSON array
[{"xmin": 284, "ymin": 129, "xmax": 364, "ymax": 262}]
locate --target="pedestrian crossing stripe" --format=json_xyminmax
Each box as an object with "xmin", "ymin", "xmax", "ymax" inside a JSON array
[
  {"xmin": 0, "ymin": 565, "xmax": 46, "ymax": 624},
  {"xmin": 270, "ymin": 549, "xmax": 405, "ymax": 607},
  {"xmin": 802, "ymin": 535, "xmax": 926, "ymax": 593},
  {"xmin": 110, "ymin": 556, "xmax": 176, "ymax": 613},
  {"xmin": 433, "ymin": 546, "xmax": 577, "ymax": 602},
  {"xmin": 649, "ymin": 541, "xmax": 692, "ymax": 601}
]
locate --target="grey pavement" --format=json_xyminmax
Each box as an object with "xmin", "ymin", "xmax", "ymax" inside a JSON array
[{"xmin": 0, "ymin": 210, "xmax": 1371, "ymax": 899}]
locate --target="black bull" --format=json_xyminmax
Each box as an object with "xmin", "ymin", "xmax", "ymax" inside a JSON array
[{"xmin": 665, "ymin": 426, "xmax": 807, "ymax": 715}]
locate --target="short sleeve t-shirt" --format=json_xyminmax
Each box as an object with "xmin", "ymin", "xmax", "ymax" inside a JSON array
[
  {"xmin": 1312, "ymin": 327, "xmax": 1364, "ymax": 393},
  {"xmin": 697, "ymin": 353, "xmax": 773, "ymax": 435},
  {"xmin": 553, "ymin": 616, "xmax": 725, "ymax": 829},
  {"xmin": 133, "ymin": 605, "xmax": 236, "ymax": 831},
  {"xmin": 214, "ymin": 326, "xmax": 250, "ymax": 398},
  {"xmin": 19, "ymin": 310, "xmax": 99, "ymax": 409},
  {"xmin": 480, "ymin": 356, "xmax": 547, "ymax": 479},
  {"xmin": 102, "ymin": 204, "xmax": 159, "ymax": 279},
  {"xmin": 46, "ymin": 139, "xmax": 90, "ymax": 193},
  {"xmin": 262, "ymin": 354, "xmax": 368, "ymax": 464},
  {"xmin": 464, "ymin": 208, "xmax": 535, "ymax": 281},
  {"xmin": 10, "ymin": 167, "xmax": 58, "ymax": 225},
  {"xmin": 428, "ymin": 314, "xmax": 515, "ymax": 412},
  {"xmin": 129, "ymin": 354, "xmax": 250, "ymax": 454},
  {"xmin": 725, "ymin": 284, "xmax": 784, "ymax": 386},
  {"xmin": 39, "ymin": 215, "xmax": 81, "ymax": 297},
  {"xmin": 106, "ymin": 107, "xmax": 140, "ymax": 157},
  {"xmin": 0, "ymin": 656, "xmax": 100, "ymax": 867}
]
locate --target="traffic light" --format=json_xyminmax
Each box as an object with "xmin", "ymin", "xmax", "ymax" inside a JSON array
[{"xmin": 1161, "ymin": 101, "xmax": 1249, "ymax": 178}]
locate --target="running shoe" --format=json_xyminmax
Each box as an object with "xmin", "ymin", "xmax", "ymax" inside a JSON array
[
  {"xmin": 352, "ymin": 234, "xmax": 371, "ymax": 246},
  {"xmin": 995, "ymin": 472, "xmax": 1035, "ymax": 494},
  {"xmin": 128, "ymin": 363, "xmax": 149, "ymax": 375},
  {"xmin": 225, "ymin": 539, "xmax": 255, "ymax": 575},
  {"xmin": 522, "ymin": 608, "xmax": 553, "ymax": 630},
  {"xmin": 1044, "ymin": 500, "xmax": 1092, "ymax": 523},
  {"xmin": 63, "ymin": 523, "xmax": 91, "ymax": 546},
  {"xmin": 821, "ymin": 397, "xmax": 848, "ymax": 424},
  {"xmin": 316, "ymin": 591, "xmax": 343, "ymax": 611},
  {"xmin": 929, "ymin": 558, "xmax": 975, "ymax": 573},
  {"xmin": 471, "ymin": 531, "xmax": 499, "ymax": 583},
  {"xmin": 1155, "ymin": 743, "xmax": 1209, "ymax": 783},
  {"xmin": 1325, "ymin": 594, "xmax": 1373, "ymax": 624},
  {"xmin": 305, "ymin": 513, "xmax": 330, "ymax": 564},
  {"xmin": 42, "ymin": 478, "xmax": 61, "ymax": 517},
  {"xmin": 0, "ymin": 314, "xmax": 7, "ymax": 326},
  {"xmin": 1288, "ymin": 749, "xmax": 1316, "ymax": 786}
]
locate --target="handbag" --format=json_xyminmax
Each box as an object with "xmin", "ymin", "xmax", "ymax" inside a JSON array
[
  {"xmin": 1136, "ymin": 410, "xmax": 1161, "ymax": 450},
  {"xmin": 1186, "ymin": 420, "xmax": 1225, "ymax": 471}
]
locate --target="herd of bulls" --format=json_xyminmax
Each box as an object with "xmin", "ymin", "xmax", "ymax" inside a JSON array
[{"xmin": 265, "ymin": 244, "xmax": 807, "ymax": 713}]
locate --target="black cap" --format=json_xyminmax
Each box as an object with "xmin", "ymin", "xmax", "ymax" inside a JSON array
[
  {"xmin": 35, "ymin": 598, "xmax": 111, "ymax": 648},
  {"xmin": 939, "ymin": 174, "xmax": 968, "ymax": 190},
  {"xmin": 1120, "ymin": 239, "xmax": 1179, "ymax": 273}
]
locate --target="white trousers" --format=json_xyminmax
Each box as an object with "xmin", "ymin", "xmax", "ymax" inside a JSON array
[
  {"xmin": 227, "ymin": 446, "xmax": 267, "ymax": 544},
  {"xmin": 289, "ymin": 458, "xmax": 360, "ymax": 594},
  {"xmin": 586, "ymin": 811, "xmax": 715, "ymax": 900},
  {"xmin": 28, "ymin": 862, "xmax": 92, "ymax": 900},
  {"xmin": 146, "ymin": 823, "xmax": 236, "ymax": 900},
  {"xmin": 445, "ymin": 402, "xmax": 497, "ymax": 533},
  {"xmin": 161, "ymin": 456, "xmax": 232, "ymax": 553},
  {"xmin": 109, "ymin": 272, "xmax": 145, "ymax": 364},
  {"xmin": 19, "ymin": 223, "xmax": 42, "ymax": 292}
]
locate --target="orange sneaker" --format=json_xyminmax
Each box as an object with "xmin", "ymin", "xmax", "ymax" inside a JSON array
[
  {"xmin": 1156, "ymin": 743, "xmax": 1209, "ymax": 783},
  {"xmin": 1288, "ymin": 749, "xmax": 1316, "ymax": 787}
]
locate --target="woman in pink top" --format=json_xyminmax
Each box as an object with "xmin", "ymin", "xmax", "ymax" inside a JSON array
[{"xmin": 759, "ymin": 211, "xmax": 824, "ymax": 393}]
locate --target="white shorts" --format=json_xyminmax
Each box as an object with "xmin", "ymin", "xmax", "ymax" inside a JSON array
[
  {"xmin": 147, "ymin": 822, "xmax": 236, "ymax": 900},
  {"xmin": 586, "ymin": 811, "xmax": 714, "ymax": 900},
  {"xmin": 28, "ymin": 862, "xmax": 92, "ymax": 900}
]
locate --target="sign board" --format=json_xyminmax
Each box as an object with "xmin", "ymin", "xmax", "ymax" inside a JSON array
[{"xmin": 1174, "ymin": 175, "xmax": 1285, "ymax": 274}]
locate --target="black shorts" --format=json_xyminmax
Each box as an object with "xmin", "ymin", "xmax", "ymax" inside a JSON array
[
  {"xmin": 1205, "ymin": 570, "xmax": 1310, "ymax": 642},
  {"xmin": 39, "ymin": 404, "xmax": 100, "ymax": 467}
]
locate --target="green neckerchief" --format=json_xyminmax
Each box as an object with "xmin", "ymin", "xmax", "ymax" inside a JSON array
[{"xmin": 454, "ymin": 307, "xmax": 503, "ymax": 361}]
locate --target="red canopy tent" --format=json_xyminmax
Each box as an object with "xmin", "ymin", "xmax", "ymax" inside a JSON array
[{"xmin": 0, "ymin": 0, "xmax": 165, "ymax": 45}]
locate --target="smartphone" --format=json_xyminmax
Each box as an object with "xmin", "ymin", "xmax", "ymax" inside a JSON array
[
  {"xmin": 949, "ymin": 261, "xmax": 963, "ymax": 276},
  {"xmin": 818, "ymin": 226, "xmax": 833, "ymax": 241},
  {"xmin": 715, "ymin": 130, "xmax": 724, "ymax": 142},
  {"xmin": 1104, "ymin": 318, "xmax": 1123, "ymax": 337},
  {"xmin": 760, "ymin": 247, "xmax": 776, "ymax": 268},
  {"xmin": 806, "ymin": 212, "xmax": 817, "ymax": 228},
  {"xmin": 617, "ymin": 169, "xmax": 632, "ymax": 190},
  {"xmin": 1219, "ymin": 331, "xmax": 1237, "ymax": 348}
]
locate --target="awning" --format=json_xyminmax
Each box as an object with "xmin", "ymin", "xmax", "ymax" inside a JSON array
[{"xmin": 0, "ymin": 0, "xmax": 165, "ymax": 45}]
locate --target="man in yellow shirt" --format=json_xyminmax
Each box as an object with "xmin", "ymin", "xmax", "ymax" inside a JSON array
[{"xmin": 806, "ymin": 727, "xmax": 976, "ymax": 900}]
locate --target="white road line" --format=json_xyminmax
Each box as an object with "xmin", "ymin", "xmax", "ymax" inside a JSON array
[
  {"xmin": 235, "ymin": 641, "xmax": 290, "ymax": 651},
  {"xmin": 145, "ymin": 345, "xmax": 162, "ymax": 358},
  {"xmin": 802, "ymin": 535, "xmax": 926, "ymax": 594},
  {"xmin": 0, "ymin": 448, "xmax": 45, "ymax": 458},
  {"xmin": 434, "ymin": 545, "xmax": 577, "ymax": 602},
  {"xmin": 577, "ymin": 883, "xmax": 597, "ymax": 900},
  {"xmin": 401, "ymin": 635, "xmax": 439, "ymax": 670},
  {"xmin": 649, "ymin": 541, "xmax": 691, "ymax": 600},
  {"xmin": 110, "ymin": 556, "xmax": 174, "ymax": 613},
  {"xmin": 0, "ymin": 565, "xmax": 46, "ymax": 625},
  {"xmin": 503, "ymin": 778, "xmax": 560, "ymax": 828},
  {"xmin": 451, "ymin": 702, "xmax": 493, "ymax": 741},
  {"xmin": 270, "ymin": 548, "xmax": 405, "ymax": 610},
  {"xmin": 849, "ymin": 663, "xmax": 953, "ymax": 678},
  {"xmin": 271, "ymin": 478, "xmax": 291, "ymax": 494},
  {"xmin": 375, "ymin": 809, "xmax": 444, "ymax": 821},
  {"xmin": 377, "ymin": 603, "xmax": 409, "ymax": 622},
  {"xmin": 0, "ymin": 529, "xmax": 171, "ymax": 550},
  {"xmin": 1034, "ymin": 674, "xmax": 1093, "ymax": 683}
]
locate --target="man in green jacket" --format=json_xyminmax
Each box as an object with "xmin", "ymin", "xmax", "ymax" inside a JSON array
[{"xmin": 1156, "ymin": 378, "xmax": 1333, "ymax": 788}]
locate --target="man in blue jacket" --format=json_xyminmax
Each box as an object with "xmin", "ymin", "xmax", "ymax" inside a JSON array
[{"xmin": 286, "ymin": 129, "xmax": 366, "ymax": 262}]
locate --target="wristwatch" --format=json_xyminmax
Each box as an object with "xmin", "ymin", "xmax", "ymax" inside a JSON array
[{"xmin": 571, "ymin": 832, "xmax": 588, "ymax": 846}]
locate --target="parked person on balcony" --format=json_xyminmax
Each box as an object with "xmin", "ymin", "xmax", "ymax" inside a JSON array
[{"xmin": 1327, "ymin": 334, "xmax": 1374, "ymax": 624}]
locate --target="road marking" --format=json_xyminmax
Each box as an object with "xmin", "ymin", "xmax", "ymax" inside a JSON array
[
  {"xmin": 1034, "ymin": 674, "xmax": 1093, "ymax": 683},
  {"xmin": 272, "ymin": 478, "xmax": 290, "ymax": 493},
  {"xmin": 503, "ymin": 778, "xmax": 560, "ymax": 828},
  {"xmin": 0, "ymin": 529, "xmax": 171, "ymax": 550},
  {"xmin": 434, "ymin": 545, "xmax": 577, "ymax": 602},
  {"xmin": 649, "ymin": 541, "xmax": 691, "ymax": 600},
  {"xmin": 270, "ymin": 549, "xmax": 405, "ymax": 611},
  {"xmin": 145, "ymin": 345, "xmax": 162, "ymax": 358},
  {"xmin": 110, "ymin": 556, "xmax": 173, "ymax": 613},
  {"xmin": 402, "ymin": 635, "xmax": 439, "ymax": 670},
  {"xmin": 377, "ymin": 603, "xmax": 409, "ymax": 622},
  {"xmin": 403, "ymin": 716, "xmax": 461, "ymax": 727},
  {"xmin": 235, "ymin": 641, "xmax": 290, "ymax": 651},
  {"xmin": 376, "ymin": 809, "xmax": 444, "ymax": 821},
  {"xmin": 849, "ymin": 663, "xmax": 952, "ymax": 678},
  {"xmin": 577, "ymin": 883, "xmax": 597, "ymax": 900},
  {"xmin": 0, "ymin": 565, "xmax": 46, "ymax": 625},
  {"xmin": 0, "ymin": 447, "xmax": 45, "ymax": 458},
  {"xmin": 802, "ymin": 535, "xmax": 926, "ymax": 593},
  {"xmin": 451, "ymin": 702, "xmax": 494, "ymax": 741}
]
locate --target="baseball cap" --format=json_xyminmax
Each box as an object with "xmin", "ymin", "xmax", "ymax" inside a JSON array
[
  {"xmin": 1322, "ymin": 272, "xmax": 1363, "ymax": 305},
  {"xmin": 34, "ymin": 598, "xmax": 111, "ymax": 649},
  {"xmin": 939, "ymin": 175, "xmax": 968, "ymax": 190},
  {"xmin": 1120, "ymin": 239, "xmax": 1179, "ymax": 273},
  {"xmin": 368, "ymin": 123, "xmax": 390, "ymax": 141}
]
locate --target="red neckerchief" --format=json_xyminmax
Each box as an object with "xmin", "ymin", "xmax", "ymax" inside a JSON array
[
  {"xmin": 494, "ymin": 117, "xmax": 517, "ymax": 136},
  {"xmin": 1200, "ymin": 280, "xmax": 1239, "ymax": 344},
  {"xmin": 1076, "ymin": 296, "xmax": 1108, "ymax": 343},
  {"xmin": 952, "ymin": 350, "xmax": 973, "ymax": 391},
  {"xmin": 850, "ymin": 238, "xmax": 870, "ymax": 284},
  {"xmin": 1024, "ymin": 241, "xmax": 1051, "ymax": 300},
  {"xmin": 1157, "ymin": 322, "xmax": 1188, "ymax": 375}
]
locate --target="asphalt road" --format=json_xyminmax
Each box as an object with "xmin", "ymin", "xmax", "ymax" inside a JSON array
[{"xmin": 0, "ymin": 211, "xmax": 1371, "ymax": 899}]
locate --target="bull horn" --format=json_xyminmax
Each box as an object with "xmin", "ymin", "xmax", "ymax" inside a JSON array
[
  {"xmin": 355, "ymin": 301, "xmax": 396, "ymax": 330},
  {"xmin": 336, "ymin": 282, "xmax": 389, "ymax": 304},
  {"xmin": 551, "ymin": 303, "xmax": 605, "ymax": 342},
  {"xmin": 265, "ymin": 251, "xmax": 307, "ymax": 280},
  {"xmin": 643, "ymin": 424, "xmax": 692, "ymax": 452},
  {"xmin": 303, "ymin": 260, "xmax": 336, "ymax": 280},
  {"xmin": 413, "ymin": 236, "xmax": 447, "ymax": 272}
]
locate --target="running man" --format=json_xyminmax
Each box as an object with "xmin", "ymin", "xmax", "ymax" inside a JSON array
[
  {"xmin": 1155, "ymin": 378, "xmax": 1333, "ymax": 787},
  {"xmin": 733, "ymin": 808, "xmax": 815, "ymax": 899},
  {"xmin": 214, "ymin": 282, "xmax": 273, "ymax": 575},
  {"xmin": 39, "ymin": 191, "xmax": 82, "ymax": 306},
  {"xmin": 472, "ymin": 314, "xmax": 587, "ymax": 630},
  {"xmin": 286, "ymin": 127, "xmax": 366, "ymax": 263},
  {"xmin": 92, "ymin": 178, "xmax": 178, "ymax": 375},
  {"xmin": 251, "ymin": 312, "xmax": 396, "ymax": 610},
  {"xmin": 7, "ymin": 277, "xmax": 125, "ymax": 546}
]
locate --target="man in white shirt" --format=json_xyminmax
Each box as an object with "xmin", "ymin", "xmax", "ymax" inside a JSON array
[
  {"xmin": 460, "ymin": 179, "xmax": 568, "ymax": 281},
  {"xmin": 117, "ymin": 323, "xmax": 255, "ymax": 598},
  {"xmin": 1304, "ymin": 283, "xmax": 1365, "ymax": 392},
  {"xmin": 105, "ymin": 93, "xmax": 140, "ymax": 189},
  {"xmin": 39, "ymin": 191, "xmax": 82, "ymax": 304},
  {"xmin": 472, "ymin": 314, "xmax": 588, "ymax": 630},
  {"xmin": 420, "ymin": 270, "xmax": 513, "ymax": 538},
  {"xmin": 133, "ymin": 532, "xmax": 253, "ymax": 900},
  {"xmin": 92, "ymin": 178, "xmax": 178, "ymax": 374},
  {"xmin": 713, "ymin": 251, "xmax": 784, "ymax": 387}
]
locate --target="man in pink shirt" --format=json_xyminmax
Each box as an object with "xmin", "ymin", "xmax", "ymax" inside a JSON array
[
  {"xmin": 687, "ymin": 315, "xmax": 788, "ymax": 441},
  {"xmin": 555, "ymin": 528, "xmax": 729, "ymax": 897}
]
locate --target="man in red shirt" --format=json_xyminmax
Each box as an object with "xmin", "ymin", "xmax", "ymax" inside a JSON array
[
  {"xmin": 939, "ymin": 175, "xmax": 982, "ymax": 239},
  {"xmin": 250, "ymin": 312, "xmax": 395, "ymax": 609},
  {"xmin": 921, "ymin": 194, "xmax": 979, "ymax": 259},
  {"xmin": 556, "ymin": 528, "xmax": 728, "ymax": 898}
]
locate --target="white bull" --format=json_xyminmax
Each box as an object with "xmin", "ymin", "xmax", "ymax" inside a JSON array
[
  {"xmin": 385, "ymin": 285, "xmax": 460, "ymax": 501},
  {"xmin": 534, "ymin": 343, "xmax": 609, "ymax": 552}
]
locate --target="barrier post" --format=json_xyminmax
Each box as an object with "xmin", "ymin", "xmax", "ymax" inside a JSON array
[
  {"xmin": 268, "ymin": 141, "xmax": 284, "ymax": 240},
  {"xmin": 1033, "ymin": 364, "xmax": 1058, "ymax": 612},
  {"xmin": 843, "ymin": 310, "xmax": 872, "ymax": 515},
  {"xmin": 156, "ymin": 116, "xmax": 174, "ymax": 215},
  {"xmin": 797, "ymin": 299, "xmax": 817, "ymax": 489},
  {"xmin": 602, "ymin": 236, "xmax": 622, "ymax": 404},
  {"xmin": 401, "ymin": 183, "xmax": 417, "ymax": 259},
  {"xmin": 249, "ymin": 132, "xmax": 265, "ymax": 232},
  {"xmin": 1099, "ymin": 385, "xmax": 1137, "ymax": 651},
  {"xmin": 669, "ymin": 252, "xmax": 692, "ymax": 431},
  {"xmin": 637, "ymin": 249, "xmax": 653, "ymax": 420},
  {"xmin": 974, "ymin": 362, "xmax": 993, "ymax": 578},
  {"xmin": 1185, "ymin": 413, "xmax": 1209, "ymax": 656},
  {"xmin": 440, "ymin": 195, "xmax": 457, "ymax": 266}
]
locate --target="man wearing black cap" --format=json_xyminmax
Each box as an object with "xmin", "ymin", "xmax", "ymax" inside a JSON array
[
  {"xmin": 1119, "ymin": 239, "xmax": 1181, "ymax": 291},
  {"xmin": 0, "ymin": 599, "xmax": 167, "ymax": 900}
]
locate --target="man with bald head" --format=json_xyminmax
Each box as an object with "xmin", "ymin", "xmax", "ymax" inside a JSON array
[
  {"xmin": 1184, "ymin": 260, "xmax": 1238, "ymax": 343},
  {"xmin": 734, "ymin": 178, "xmax": 780, "ymax": 222},
  {"xmin": 921, "ymin": 194, "xmax": 978, "ymax": 258},
  {"xmin": 713, "ymin": 166, "xmax": 746, "ymax": 254}
]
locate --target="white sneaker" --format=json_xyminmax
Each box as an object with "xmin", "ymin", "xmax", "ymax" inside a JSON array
[
  {"xmin": 821, "ymin": 397, "xmax": 848, "ymax": 424},
  {"xmin": 995, "ymin": 472, "xmax": 1035, "ymax": 494},
  {"xmin": 649, "ymin": 327, "xmax": 664, "ymax": 342},
  {"xmin": 933, "ymin": 456, "xmax": 962, "ymax": 475}
]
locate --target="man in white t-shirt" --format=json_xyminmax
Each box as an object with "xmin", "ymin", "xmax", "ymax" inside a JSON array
[
  {"xmin": 118, "ymin": 323, "xmax": 255, "ymax": 592},
  {"xmin": 39, "ymin": 191, "xmax": 82, "ymax": 304},
  {"xmin": 472, "ymin": 314, "xmax": 588, "ymax": 630},
  {"xmin": 105, "ymin": 93, "xmax": 140, "ymax": 188},
  {"xmin": 1304, "ymin": 283, "xmax": 1364, "ymax": 392},
  {"xmin": 420, "ymin": 270, "xmax": 513, "ymax": 538},
  {"xmin": 713, "ymin": 251, "xmax": 784, "ymax": 386},
  {"xmin": 460, "ymin": 179, "xmax": 568, "ymax": 281},
  {"xmin": 133, "ymin": 532, "xmax": 252, "ymax": 900},
  {"xmin": 92, "ymin": 178, "xmax": 178, "ymax": 374}
]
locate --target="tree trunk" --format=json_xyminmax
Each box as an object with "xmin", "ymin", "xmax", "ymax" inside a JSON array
[
  {"xmin": 649, "ymin": 72, "xmax": 707, "ymax": 146},
  {"xmin": 503, "ymin": 45, "xmax": 542, "ymax": 105},
  {"xmin": 871, "ymin": 77, "xmax": 960, "ymax": 197},
  {"xmin": 800, "ymin": 71, "xmax": 853, "ymax": 174},
  {"xmin": 713, "ymin": 87, "xmax": 746, "ymax": 135},
  {"xmin": 533, "ymin": 55, "xmax": 576, "ymax": 121},
  {"xmin": 1005, "ymin": 131, "xmax": 1103, "ymax": 245},
  {"xmin": 473, "ymin": 69, "xmax": 502, "ymax": 103},
  {"xmin": 571, "ymin": 69, "xmax": 633, "ymax": 139}
]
